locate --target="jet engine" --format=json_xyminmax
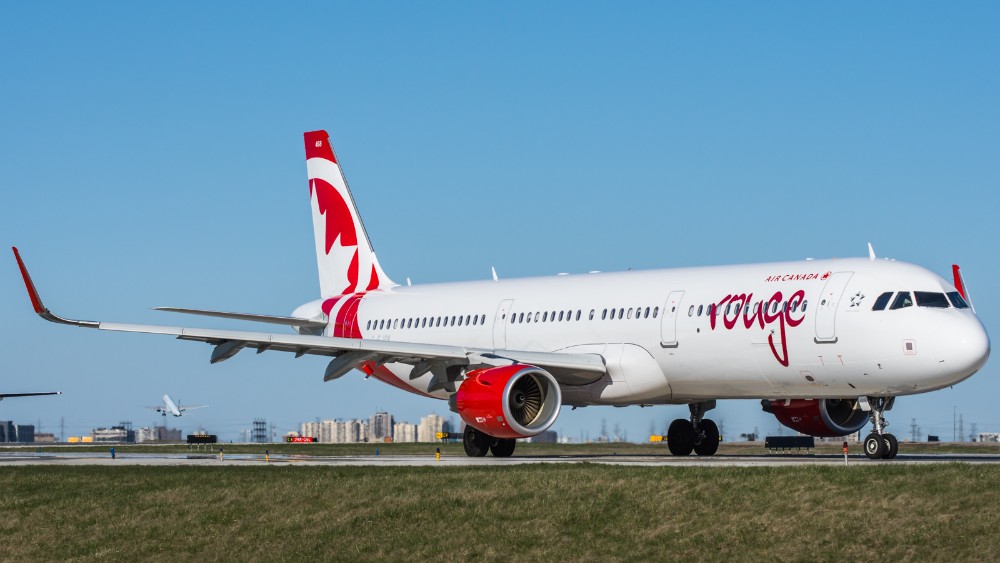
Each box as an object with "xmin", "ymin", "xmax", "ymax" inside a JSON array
[
  {"xmin": 453, "ymin": 365, "xmax": 562, "ymax": 439},
  {"xmin": 762, "ymin": 398, "xmax": 869, "ymax": 437}
]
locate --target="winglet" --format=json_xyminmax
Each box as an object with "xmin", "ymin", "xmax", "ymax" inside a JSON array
[
  {"xmin": 11, "ymin": 247, "xmax": 98, "ymax": 327},
  {"xmin": 13, "ymin": 247, "xmax": 46, "ymax": 314},
  {"xmin": 867, "ymin": 242, "xmax": 876, "ymax": 262}
]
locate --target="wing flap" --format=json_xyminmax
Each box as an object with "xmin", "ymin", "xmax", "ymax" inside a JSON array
[{"xmin": 154, "ymin": 307, "xmax": 327, "ymax": 329}]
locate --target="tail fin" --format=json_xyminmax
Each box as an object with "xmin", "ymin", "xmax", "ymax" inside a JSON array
[{"xmin": 304, "ymin": 130, "xmax": 396, "ymax": 297}]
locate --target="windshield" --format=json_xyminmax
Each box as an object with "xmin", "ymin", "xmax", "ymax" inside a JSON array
[
  {"xmin": 914, "ymin": 291, "xmax": 949, "ymax": 308},
  {"xmin": 947, "ymin": 291, "xmax": 970, "ymax": 309}
]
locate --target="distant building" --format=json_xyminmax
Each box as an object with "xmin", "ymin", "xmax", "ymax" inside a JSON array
[
  {"xmin": 92, "ymin": 426, "xmax": 136, "ymax": 443},
  {"xmin": 34, "ymin": 432, "xmax": 56, "ymax": 443},
  {"xmin": 300, "ymin": 419, "xmax": 371, "ymax": 443},
  {"xmin": 0, "ymin": 422, "xmax": 35, "ymax": 443},
  {"xmin": 370, "ymin": 412, "xmax": 394, "ymax": 442},
  {"xmin": 393, "ymin": 422, "xmax": 417, "ymax": 443},
  {"xmin": 978, "ymin": 433, "xmax": 1000, "ymax": 443},
  {"xmin": 418, "ymin": 414, "xmax": 450, "ymax": 442},
  {"xmin": 135, "ymin": 426, "xmax": 180, "ymax": 443}
]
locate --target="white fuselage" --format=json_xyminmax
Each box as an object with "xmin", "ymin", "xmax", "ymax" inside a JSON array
[{"xmin": 294, "ymin": 257, "xmax": 990, "ymax": 406}]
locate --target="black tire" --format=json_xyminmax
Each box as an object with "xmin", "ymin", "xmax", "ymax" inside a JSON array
[
  {"xmin": 883, "ymin": 433, "xmax": 899, "ymax": 459},
  {"xmin": 490, "ymin": 438, "xmax": 516, "ymax": 457},
  {"xmin": 463, "ymin": 426, "xmax": 489, "ymax": 457},
  {"xmin": 694, "ymin": 419, "xmax": 720, "ymax": 456},
  {"xmin": 864, "ymin": 433, "xmax": 887, "ymax": 459},
  {"xmin": 667, "ymin": 419, "xmax": 695, "ymax": 456}
]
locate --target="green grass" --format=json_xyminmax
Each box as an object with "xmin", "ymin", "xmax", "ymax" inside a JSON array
[{"xmin": 2, "ymin": 465, "xmax": 999, "ymax": 561}]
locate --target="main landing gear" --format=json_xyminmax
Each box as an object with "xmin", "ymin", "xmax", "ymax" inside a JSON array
[
  {"xmin": 667, "ymin": 401, "xmax": 720, "ymax": 456},
  {"xmin": 863, "ymin": 397, "xmax": 898, "ymax": 460},
  {"xmin": 463, "ymin": 426, "xmax": 516, "ymax": 458}
]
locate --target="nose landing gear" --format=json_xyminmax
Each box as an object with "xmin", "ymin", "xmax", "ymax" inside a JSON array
[{"xmin": 863, "ymin": 397, "xmax": 898, "ymax": 460}]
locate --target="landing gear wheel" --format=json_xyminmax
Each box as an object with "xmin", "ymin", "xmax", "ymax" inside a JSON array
[
  {"xmin": 667, "ymin": 419, "xmax": 695, "ymax": 456},
  {"xmin": 463, "ymin": 427, "xmax": 490, "ymax": 457},
  {"xmin": 489, "ymin": 438, "xmax": 516, "ymax": 457},
  {"xmin": 864, "ymin": 433, "xmax": 888, "ymax": 459},
  {"xmin": 883, "ymin": 433, "xmax": 899, "ymax": 459},
  {"xmin": 693, "ymin": 419, "xmax": 720, "ymax": 456}
]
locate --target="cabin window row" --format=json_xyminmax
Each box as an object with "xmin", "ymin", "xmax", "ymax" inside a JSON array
[
  {"xmin": 687, "ymin": 298, "xmax": 808, "ymax": 318},
  {"xmin": 367, "ymin": 314, "xmax": 488, "ymax": 332},
  {"xmin": 509, "ymin": 306, "xmax": 660, "ymax": 324}
]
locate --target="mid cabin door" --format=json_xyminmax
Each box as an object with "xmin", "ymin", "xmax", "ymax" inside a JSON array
[
  {"xmin": 493, "ymin": 299, "xmax": 514, "ymax": 349},
  {"xmin": 660, "ymin": 290, "xmax": 685, "ymax": 347}
]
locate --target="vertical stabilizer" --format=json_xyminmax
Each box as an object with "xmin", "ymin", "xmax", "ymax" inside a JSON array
[{"xmin": 304, "ymin": 130, "xmax": 396, "ymax": 297}]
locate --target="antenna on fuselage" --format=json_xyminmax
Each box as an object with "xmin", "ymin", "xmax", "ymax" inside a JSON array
[{"xmin": 868, "ymin": 242, "xmax": 876, "ymax": 261}]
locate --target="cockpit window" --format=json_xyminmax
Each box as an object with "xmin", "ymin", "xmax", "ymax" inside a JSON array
[
  {"xmin": 947, "ymin": 291, "xmax": 970, "ymax": 309},
  {"xmin": 890, "ymin": 292, "xmax": 913, "ymax": 310},
  {"xmin": 872, "ymin": 292, "xmax": 893, "ymax": 311},
  {"xmin": 914, "ymin": 291, "xmax": 949, "ymax": 308}
]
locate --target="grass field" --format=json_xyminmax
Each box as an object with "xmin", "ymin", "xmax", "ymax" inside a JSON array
[{"xmin": 2, "ymin": 464, "xmax": 999, "ymax": 561}]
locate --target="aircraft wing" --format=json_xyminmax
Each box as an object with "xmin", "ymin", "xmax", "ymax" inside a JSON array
[
  {"xmin": 178, "ymin": 405, "xmax": 209, "ymax": 412},
  {"xmin": 0, "ymin": 391, "xmax": 61, "ymax": 399},
  {"xmin": 13, "ymin": 248, "xmax": 606, "ymax": 387}
]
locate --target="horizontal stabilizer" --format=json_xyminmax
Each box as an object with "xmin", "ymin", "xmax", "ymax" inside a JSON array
[{"xmin": 0, "ymin": 391, "xmax": 61, "ymax": 399}]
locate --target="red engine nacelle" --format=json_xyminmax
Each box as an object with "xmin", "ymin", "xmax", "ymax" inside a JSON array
[
  {"xmin": 454, "ymin": 365, "xmax": 562, "ymax": 439},
  {"xmin": 762, "ymin": 399, "xmax": 869, "ymax": 437}
]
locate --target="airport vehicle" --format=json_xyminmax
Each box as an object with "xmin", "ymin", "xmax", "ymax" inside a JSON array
[
  {"xmin": 144, "ymin": 394, "xmax": 207, "ymax": 417},
  {"xmin": 0, "ymin": 391, "xmax": 60, "ymax": 401},
  {"xmin": 13, "ymin": 130, "xmax": 990, "ymax": 460}
]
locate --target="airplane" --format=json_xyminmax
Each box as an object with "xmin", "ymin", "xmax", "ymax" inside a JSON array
[
  {"xmin": 12, "ymin": 129, "xmax": 990, "ymax": 460},
  {"xmin": 144, "ymin": 394, "xmax": 207, "ymax": 417},
  {"xmin": 0, "ymin": 391, "xmax": 61, "ymax": 401}
]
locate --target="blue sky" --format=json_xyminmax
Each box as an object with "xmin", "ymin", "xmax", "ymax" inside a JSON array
[{"xmin": 1, "ymin": 3, "xmax": 998, "ymax": 442}]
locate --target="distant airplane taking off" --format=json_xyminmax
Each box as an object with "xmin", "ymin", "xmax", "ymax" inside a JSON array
[
  {"xmin": 0, "ymin": 391, "xmax": 60, "ymax": 401},
  {"xmin": 145, "ymin": 394, "xmax": 207, "ymax": 417},
  {"xmin": 12, "ymin": 129, "xmax": 990, "ymax": 460}
]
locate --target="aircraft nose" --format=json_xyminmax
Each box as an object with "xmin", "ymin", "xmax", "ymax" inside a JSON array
[{"xmin": 945, "ymin": 317, "xmax": 991, "ymax": 377}]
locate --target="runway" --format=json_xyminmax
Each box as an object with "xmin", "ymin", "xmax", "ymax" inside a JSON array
[{"xmin": 3, "ymin": 451, "xmax": 1000, "ymax": 467}]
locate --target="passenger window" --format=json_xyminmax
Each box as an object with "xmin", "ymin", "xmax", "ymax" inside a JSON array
[
  {"xmin": 915, "ymin": 291, "xmax": 949, "ymax": 308},
  {"xmin": 697, "ymin": 305, "xmax": 703, "ymax": 316},
  {"xmin": 872, "ymin": 292, "xmax": 893, "ymax": 311},
  {"xmin": 558, "ymin": 311, "xmax": 564, "ymax": 322},
  {"xmin": 627, "ymin": 308, "xmax": 633, "ymax": 319},
  {"xmin": 688, "ymin": 305, "xmax": 694, "ymax": 317},
  {"xmin": 947, "ymin": 291, "xmax": 970, "ymax": 309},
  {"xmin": 618, "ymin": 308, "xmax": 624, "ymax": 319},
  {"xmin": 543, "ymin": 312, "xmax": 548, "ymax": 322},
  {"xmin": 366, "ymin": 320, "xmax": 371, "ymax": 330},
  {"xmin": 890, "ymin": 292, "xmax": 913, "ymax": 310},
  {"xmin": 466, "ymin": 315, "xmax": 471, "ymax": 325},
  {"xmin": 393, "ymin": 319, "xmax": 398, "ymax": 329},
  {"xmin": 589, "ymin": 309, "xmax": 595, "ymax": 320},
  {"xmin": 653, "ymin": 307, "xmax": 659, "ymax": 318},
  {"xmin": 602, "ymin": 309, "xmax": 607, "ymax": 320},
  {"xmin": 801, "ymin": 301, "xmax": 808, "ymax": 312},
  {"xmin": 534, "ymin": 312, "xmax": 540, "ymax": 322}
]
